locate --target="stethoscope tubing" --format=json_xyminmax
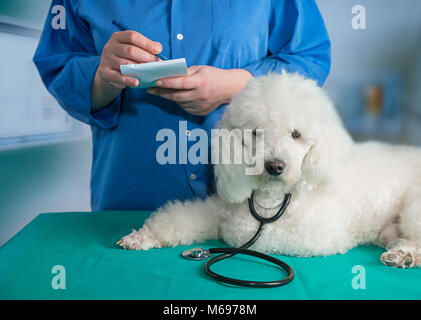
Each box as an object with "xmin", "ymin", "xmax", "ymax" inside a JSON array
[
  {"xmin": 203, "ymin": 192, "xmax": 295, "ymax": 288},
  {"xmin": 205, "ymin": 244, "xmax": 295, "ymax": 288}
]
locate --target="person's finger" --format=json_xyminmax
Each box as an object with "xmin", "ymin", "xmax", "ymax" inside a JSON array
[
  {"xmin": 108, "ymin": 81, "xmax": 126, "ymax": 90},
  {"xmin": 147, "ymin": 87, "xmax": 196, "ymax": 102},
  {"xmin": 187, "ymin": 65, "xmax": 204, "ymax": 75},
  {"xmin": 176, "ymin": 101, "xmax": 203, "ymax": 113},
  {"xmin": 155, "ymin": 66, "xmax": 207, "ymax": 89},
  {"xmin": 155, "ymin": 75, "xmax": 198, "ymax": 90},
  {"xmin": 179, "ymin": 100, "xmax": 215, "ymax": 116},
  {"xmin": 114, "ymin": 44, "xmax": 159, "ymax": 63},
  {"xmin": 179, "ymin": 105, "xmax": 207, "ymax": 116},
  {"xmin": 176, "ymin": 101, "xmax": 198, "ymax": 109},
  {"xmin": 107, "ymin": 55, "xmax": 139, "ymax": 71},
  {"xmin": 101, "ymin": 68, "xmax": 139, "ymax": 87},
  {"xmin": 114, "ymin": 31, "xmax": 162, "ymax": 55},
  {"xmin": 180, "ymin": 107, "xmax": 199, "ymax": 115}
]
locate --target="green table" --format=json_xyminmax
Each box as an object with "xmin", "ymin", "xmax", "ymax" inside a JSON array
[{"xmin": 0, "ymin": 211, "xmax": 420, "ymax": 300}]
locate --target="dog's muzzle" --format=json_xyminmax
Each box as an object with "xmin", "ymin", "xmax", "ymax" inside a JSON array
[{"xmin": 265, "ymin": 160, "xmax": 286, "ymax": 176}]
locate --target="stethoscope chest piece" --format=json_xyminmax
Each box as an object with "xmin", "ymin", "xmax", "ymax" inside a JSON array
[{"xmin": 182, "ymin": 247, "xmax": 211, "ymax": 260}]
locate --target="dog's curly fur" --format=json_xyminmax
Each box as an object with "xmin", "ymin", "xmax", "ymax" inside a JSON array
[{"xmin": 118, "ymin": 72, "xmax": 421, "ymax": 268}]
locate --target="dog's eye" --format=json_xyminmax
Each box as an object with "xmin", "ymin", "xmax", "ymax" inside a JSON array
[{"xmin": 291, "ymin": 130, "xmax": 301, "ymax": 139}]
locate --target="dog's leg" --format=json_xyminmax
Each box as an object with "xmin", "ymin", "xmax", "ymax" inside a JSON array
[
  {"xmin": 379, "ymin": 221, "xmax": 420, "ymax": 268},
  {"xmin": 380, "ymin": 238, "xmax": 421, "ymax": 268},
  {"xmin": 381, "ymin": 185, "xmax": 421, "ymax": 268},
  {"xmin": 117, "ymin": 197, "xmax": 223, "ymax": 250}
]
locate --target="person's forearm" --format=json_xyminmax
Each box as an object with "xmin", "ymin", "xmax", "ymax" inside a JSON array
[
  {"xmin": 91, "ymin": 71, "xmax": 123, "ymax": 112},
  {"xmin": 222, "ymin": 69, "xmax": 253, "ymax": 104}
]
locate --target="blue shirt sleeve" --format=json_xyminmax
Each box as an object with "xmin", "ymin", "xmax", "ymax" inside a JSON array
[
  {"xmin": 243, "ymin": 0, "xmax": 331, "ymax": 86},
  {"xmin": 33, "ymin": 0, "xmax": 121, "ymax": 129}
]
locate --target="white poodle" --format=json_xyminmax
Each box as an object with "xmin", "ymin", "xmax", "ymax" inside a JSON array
[{"xmin": 118, "ymin": 72, "xmax": 421, "ymax": 269}]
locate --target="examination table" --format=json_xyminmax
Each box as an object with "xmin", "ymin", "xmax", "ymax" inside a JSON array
[{"xmin": 0, "ymin": 211, "xmax": 419, "ymax": 300}]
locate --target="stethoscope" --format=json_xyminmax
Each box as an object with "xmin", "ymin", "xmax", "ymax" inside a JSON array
[{"xmin": 181, "ymin": 191, "xmax": 295, "ymax": 288}]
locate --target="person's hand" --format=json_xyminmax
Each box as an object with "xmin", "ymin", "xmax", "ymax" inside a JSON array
[
  {"xmin": 92, "ymin": 31, "xmax": 162, "ymax": 111},
  {"xmin": 147, "ymin": 66, "xmax": 253, "ymax": 116}
]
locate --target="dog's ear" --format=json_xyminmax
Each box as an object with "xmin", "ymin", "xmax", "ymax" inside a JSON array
[
  {"xmin": 211, "ymin": 128, "xmax": 259, "ymax": 203},
  {"xmin": 302, "ymin": 119, "xmax": 352, "ymax": 187}
]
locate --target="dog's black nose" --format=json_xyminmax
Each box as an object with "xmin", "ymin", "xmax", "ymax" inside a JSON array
[{"xmin": 265, "ymin": 160, "xmax": 286, "ymax": 176}]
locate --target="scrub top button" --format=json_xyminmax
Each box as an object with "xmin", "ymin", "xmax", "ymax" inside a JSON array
[
  {"xmin": 190, "ymin": 174, "xmax": 196, "ymax": 180},
  {"xmin": 186, "ymin": 130, "xmax": 191, "ymax": 137},
  {"xmin": 177, "ymin": 33, "xmax": 184, "ymax": 40}
]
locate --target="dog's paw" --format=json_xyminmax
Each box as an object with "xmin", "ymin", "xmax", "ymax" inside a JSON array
[
  {"xmin": 380, "ymin": 248, "xmax": 415, "ymax": 269},
  {"xmin": 117, "ymin": 226, "xmax": 162, "ymax": 250}
]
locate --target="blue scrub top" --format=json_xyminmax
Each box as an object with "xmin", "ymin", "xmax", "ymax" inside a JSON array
[{"xmin": 34, "ymin": 0, "xmax": 331, "ymax": 211}]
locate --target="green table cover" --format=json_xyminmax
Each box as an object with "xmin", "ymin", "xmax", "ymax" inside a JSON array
[{"xmin": 0, "ymin": 211, "xmax": 419, "ymax": 300}]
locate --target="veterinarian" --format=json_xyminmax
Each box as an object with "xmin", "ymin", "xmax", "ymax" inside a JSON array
[{"xmin": 34, "ymin": 0, "xmax": 331, "ymax": 211}]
